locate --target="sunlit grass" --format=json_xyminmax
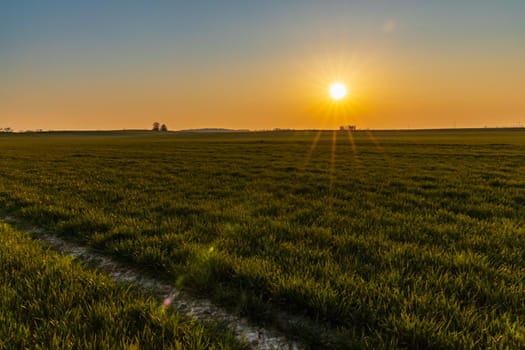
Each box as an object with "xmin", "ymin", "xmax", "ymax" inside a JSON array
[
  {"xmin": 0, "ymin": 129, "xmax": 524, "ymax": 348},
  {"xmin": 0, "ymin": 222, "xmax": 243, "ymax": 349}
]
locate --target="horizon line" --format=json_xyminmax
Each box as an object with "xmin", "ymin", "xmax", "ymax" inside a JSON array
[{"xmin": 2, "ymin": 126, "xmax": 525, "ymax": 134}]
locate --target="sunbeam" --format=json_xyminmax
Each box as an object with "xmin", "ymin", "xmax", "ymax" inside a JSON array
[
  {"xmin": 301, "ymin": 130, "xmax": 323, "ymax": 171},
  {"xmin": 345, "ymin": 129, "xmax": 363, "ymax": 177},
  {"xmin": 328, "ymin": 130, "xmax": 337, "ymax": 209}
]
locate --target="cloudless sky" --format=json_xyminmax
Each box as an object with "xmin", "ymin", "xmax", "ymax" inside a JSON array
[{"xmin": 1, "ymin": 0, "xmax": 524, "ymax": 130}]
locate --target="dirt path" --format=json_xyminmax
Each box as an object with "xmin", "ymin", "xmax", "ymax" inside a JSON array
[{"xmin": 2, "ymin": 216, "xmax": 302, "ymax": 350}]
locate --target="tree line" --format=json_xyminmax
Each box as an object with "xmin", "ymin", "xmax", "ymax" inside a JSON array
[{"xmin": 152, "ymin": 122, "xmax": 168, "ymax": 132}]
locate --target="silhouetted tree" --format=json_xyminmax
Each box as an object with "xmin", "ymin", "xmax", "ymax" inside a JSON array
[
  {"xmin": 160, "ymin": 124, "xmax": 168, "ymax": 132},
  {"xmin": 152, "ymin": 122, "xmax": 160, "ymax": 131}
]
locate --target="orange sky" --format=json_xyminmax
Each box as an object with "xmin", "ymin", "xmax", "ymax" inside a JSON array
[{"xmin": 2, "ymin": 1, "xmax": 524, "ymax": 131}]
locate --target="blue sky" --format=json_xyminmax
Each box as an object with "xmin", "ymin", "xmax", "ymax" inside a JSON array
[{"xmin": 2, "ymin": 1, "xmax": 524, "ymax": 130}]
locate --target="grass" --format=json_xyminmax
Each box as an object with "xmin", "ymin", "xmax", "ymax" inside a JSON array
[
  {"xmin": 0, "ymin": 222, "xmax": 243, "ymax": 349},
  {"xmin": 0, "ymin": 129, "xmax": 524, "ymax": 348}
]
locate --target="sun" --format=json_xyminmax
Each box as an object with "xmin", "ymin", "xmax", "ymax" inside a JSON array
[{"xmin": 329, "ymin": 82, "xmax": 347, "ymax": 100}]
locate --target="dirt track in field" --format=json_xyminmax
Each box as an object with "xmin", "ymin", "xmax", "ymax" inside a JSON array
[{"xmin": 3, "ymin": 216, "xmax": 302, "ymax": 350}]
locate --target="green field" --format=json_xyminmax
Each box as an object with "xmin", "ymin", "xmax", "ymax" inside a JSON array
[
  {"xmin": 1, "ymin": 129, "xmax": 524, "ymax": 348},
  {"xmin": 0, "ymin": 222, "xmax": 241, "ymax": 349}
]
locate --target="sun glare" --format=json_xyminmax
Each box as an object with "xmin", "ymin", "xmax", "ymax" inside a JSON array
[{"xmin": 329, "ymin": 82, "xmax": 347, "ymax": 100}]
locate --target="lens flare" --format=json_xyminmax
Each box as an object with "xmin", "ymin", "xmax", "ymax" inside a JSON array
[{"xmin": 163, "ymin": 297, "xmax": 173, "ymax": 307}]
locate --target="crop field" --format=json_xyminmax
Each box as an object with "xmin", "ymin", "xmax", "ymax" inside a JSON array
[
  {"xmin": 0, "ymin": 222, "xmax": 241, "ymax": 349},
  {"xmin": 1, "ymin": 129, "xmax": 524, "ymax": 349}
]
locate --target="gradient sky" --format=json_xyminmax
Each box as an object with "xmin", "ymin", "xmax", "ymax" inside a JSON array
[{"xmin": 2, "ymin": 0, "xmax": 524, "ymax": 131}]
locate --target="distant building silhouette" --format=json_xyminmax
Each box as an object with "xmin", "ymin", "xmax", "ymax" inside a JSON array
[{"xmin": 339, "ymin": 125, "xmax": 357, "ymax": 132}]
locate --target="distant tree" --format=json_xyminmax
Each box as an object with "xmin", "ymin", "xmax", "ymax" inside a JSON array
[
  {"xmin": 152, "ymin": 122, "xmax": 160, "ymax": 132},
  {"xmin": 160, "ymin": 124, "xmax": 168, "ymax": 132}
]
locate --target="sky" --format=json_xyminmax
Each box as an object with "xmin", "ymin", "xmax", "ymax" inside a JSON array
[{"xmin": 1, "ymin": 0, "xmax": 524, "ymax": 131}]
